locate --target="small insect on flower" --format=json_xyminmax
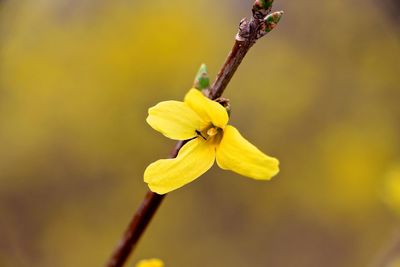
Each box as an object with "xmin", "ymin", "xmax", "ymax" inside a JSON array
[
  {"xmin": 144, "ymin": 88, "xmax": 279, "ymax": 194},
  {"xmin": 136, "ymin": 258, "xmax": 164, "ymax": 267}
]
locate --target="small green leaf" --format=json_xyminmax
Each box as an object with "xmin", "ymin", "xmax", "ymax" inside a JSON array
[
  {"xmin": 263, "ymin": 11, "xmax": 283, "ymax": 33},
  {"xmin": 193, "ymin": 63, "xmax": 210, "ymax": 90}
]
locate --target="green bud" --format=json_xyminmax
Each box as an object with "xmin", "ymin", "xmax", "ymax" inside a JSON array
[
  {"xmin": 193, "ymin": 63, "xmax": 210, "ymax": 90},
  {"xmin": 263, "ymin": 11, "xmax": 283, "ymax": 33},
  {"xmin": 253, "ymin": 0, "xmax": 274, "ymax": 17},
  {"xmin": 253, "ymin": 0, "xmax": 273, "ymax": 11}
]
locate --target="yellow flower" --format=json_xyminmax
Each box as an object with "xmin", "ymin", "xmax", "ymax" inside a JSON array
[
  {"xmin": 144, "ymin": 89, "xmax": 279, "ymax": 194},
  {"xmin": 135, "ymin": 258, "xmax": 164, "ymax": 267}
]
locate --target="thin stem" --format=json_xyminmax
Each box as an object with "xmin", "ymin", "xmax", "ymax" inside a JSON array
[
  {"xmin": 210, "ymin": 17, "xmax": 261, "ymax": 99},
  {"xmin": 106, "ymin": 191, "xmax": 165, "ymax": 267},
  {"xmin": 105, "ymin": 3, "xmax": 281, "ymax": 266},
  {"xmin": 105, "ymin": 141, "xmax": 185, "ymax": 267}
]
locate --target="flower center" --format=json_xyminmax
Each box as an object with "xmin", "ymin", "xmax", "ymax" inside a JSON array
[
  {"xmin": 195, "ymin": 125, "xmax": 222, "ymax": 144},
  {"xmin": 207, "ymin": 127, "xmax": 219, "ymax": 137}
]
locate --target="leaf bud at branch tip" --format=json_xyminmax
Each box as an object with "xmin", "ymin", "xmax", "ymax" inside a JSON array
[
  {"xmin": 263, "ymin": 11, "xmax": 283, "ymax": 33},
  {"xmin": 252, "ymin": 0, "xmax": 274, "ymax": 18},
  {"xmin": 193, "ymin": 63, "xmax": 210, "ymax": 90},
  {"xmin": 253, "ymin": 0, "xmax": 274, "ymax": 11}
]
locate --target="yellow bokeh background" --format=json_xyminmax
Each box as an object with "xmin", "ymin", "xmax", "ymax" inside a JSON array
[{"xmin": 0, "ymin": 1, "xmax": 399, "ymax": 266}]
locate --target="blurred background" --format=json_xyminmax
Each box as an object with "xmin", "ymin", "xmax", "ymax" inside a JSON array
[{"xmin": 0, "ymin": 0, "xmax": 399, "ymax": 266}]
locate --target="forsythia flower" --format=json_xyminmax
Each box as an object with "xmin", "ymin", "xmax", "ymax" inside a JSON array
[
  {"xmin": 144, "ymin": 89, "xmax": 279, "ymax": 194},
  {"xmin": 136, "ymin": 258, "xmax": 164, "ymax": 267}
]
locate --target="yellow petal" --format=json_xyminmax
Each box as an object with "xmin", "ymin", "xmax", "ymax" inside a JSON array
[
  {"xmin": 147, "ymin": 100, "xmax": 205, "ymax": 140},
  {"xmin": 144, "ymin": 138, "xmax": 215, "ymax": 194},
  {"xmin": 184, "ymin": 88, "xmax": 229, "ymax": 129},
  {"xmin": 136, "ymin": 259, "xmax": 164, "ymax": 267},
  {"xmin": 216, "ymin": 125, "xmax": 279, "ymax": 180}
]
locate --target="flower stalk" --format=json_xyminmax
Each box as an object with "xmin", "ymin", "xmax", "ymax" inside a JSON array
[{"xmin": 105, "ymin": 1, "xmax": 283, "ymax": 266}]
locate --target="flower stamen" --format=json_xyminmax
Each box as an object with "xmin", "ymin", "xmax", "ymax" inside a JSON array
[
  {"xmin": 207, "ymin": 127, "xmax": 219, "ymax": 137},
  {"xmin": 195, "ymin": 130, "xmax": 207, "ymax": 140}
]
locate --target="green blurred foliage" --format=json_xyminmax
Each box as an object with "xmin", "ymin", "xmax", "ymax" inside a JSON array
[{"xmin": 0, "ymin": 1, "xmax": 399, "ymax": 267}]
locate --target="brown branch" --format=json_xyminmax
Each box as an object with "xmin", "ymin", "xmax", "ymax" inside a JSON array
[
  {"xmin": 105, "ymin": 191, "xmax": 165, "ymax": 267},
  {"xmin": 105, "ymin": 141, "xmax": 185, "ymax": 267},
  {"xmin": 209, "ymin": 9, "xmax": 283, "ymax": 99},
  {"xmin": 209, "ymin": 17, "xmax": 260, "ymax": 99},
  {"xmin": 105, "ymin": 3, "xmax": 282, "ymax": 267}
]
